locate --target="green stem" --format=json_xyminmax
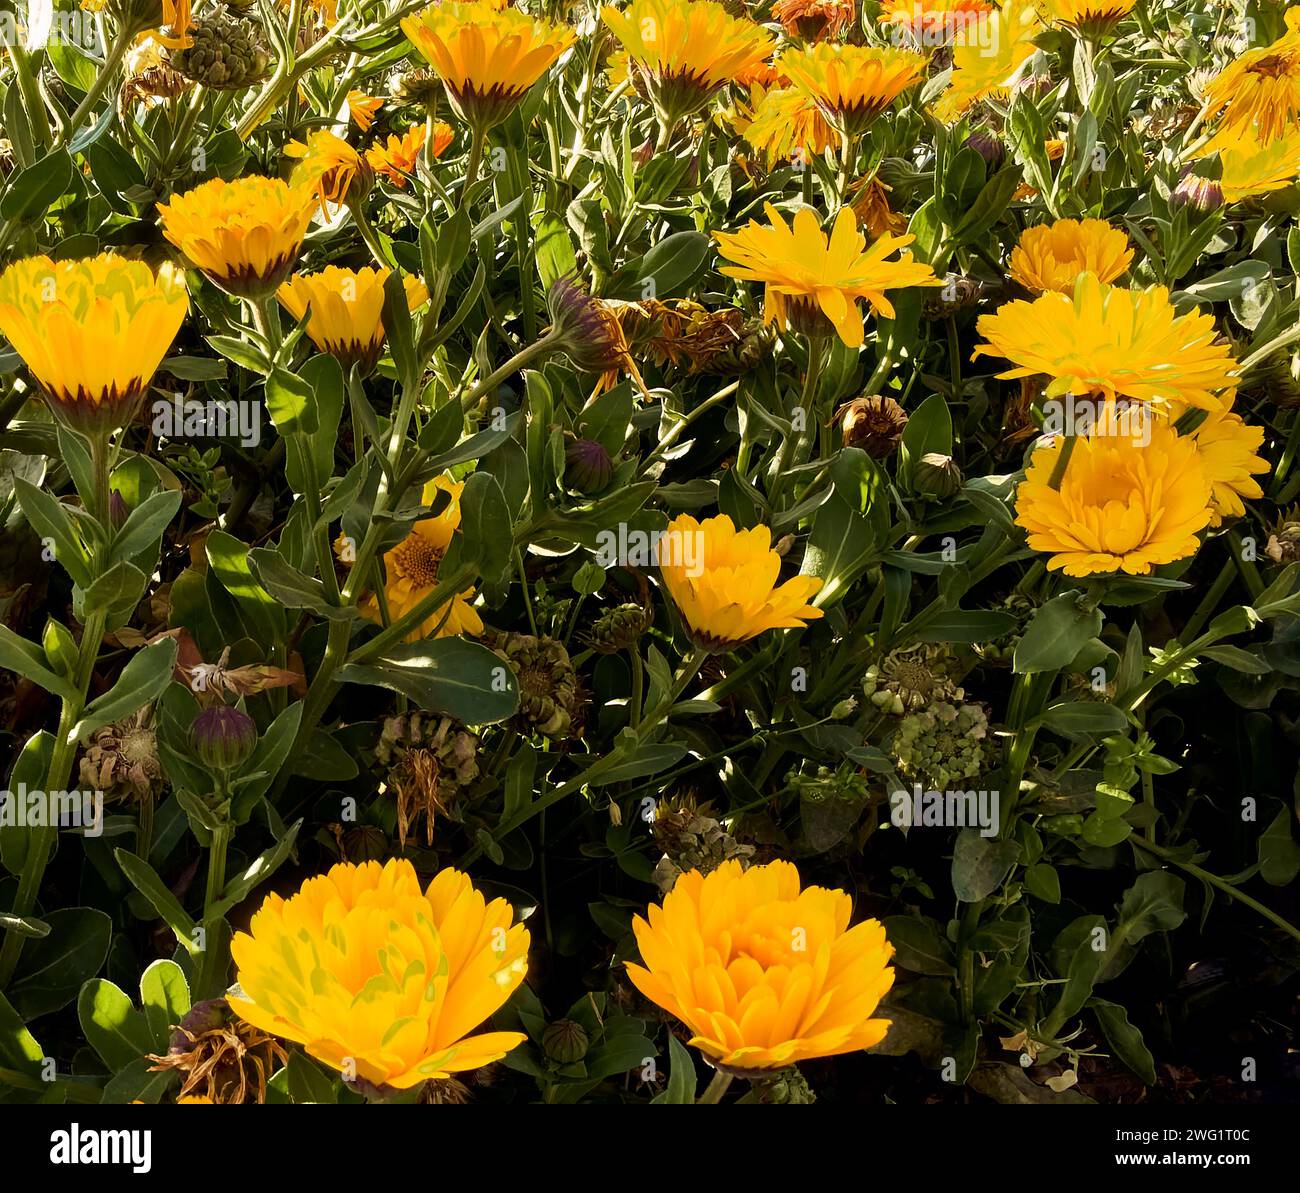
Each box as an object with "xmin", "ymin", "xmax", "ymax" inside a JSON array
[
  {"xmin": 458, "ymin": 331, "xmax": 561, "ymax": 414},
  {"xmin": 59, "ymin": 25, "xmax": 133, "ymax": 148},
  {"xmin": 5, "ymin": 43, "xmax": 51, "ymax": 149},
  {"xmin": 697, "ymin": 1069, "xmax": 734, "ymax": 1104}
]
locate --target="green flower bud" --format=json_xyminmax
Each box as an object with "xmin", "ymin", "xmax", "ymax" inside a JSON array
[
  {"xmin": 564, "ymin": 437, "xmax": 615, "ymax": 494},
  {"xmin": 188, "ymin": 706, "xmax": 257, "ymax": 772},
  {"xmin": 587, "ymin": 603, "xmax": 651, "ymax": 654},
  {"xmin": 912, "ymin": 451, "xmax": 963, "ymax": 499},
  {"xmin": 171, "ymin": 14, "xmax": 270, "ymax": 92},
  {"xmin": 542, "ymin": 1019, "xmax": 589, "ymax": 1064}
]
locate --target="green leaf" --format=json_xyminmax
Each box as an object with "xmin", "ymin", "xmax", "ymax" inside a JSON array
[
  {"xmin": 264, "ymin": 367, "xmax": 318, "ymax": 435},
  {"xmin": 1014, "ymin": 590, "xmax": 1103, "ymax": 674},
  {"xmin": 14, "ymin": 477, "xmax": 92, "ymax": 587},
  {"xmin": 453, "ymin": 470, "xmax": 514, "ymax": 586},
  {"xmin": 247, "ymin": 548, "xmax": 357, "ymax": 620},
  {"xmin": 1091, "ymin": 999, "xmax": 1156, "ymax": 1085},
  {"xmin": 1, "ymin": 147, "xmax": 73, "ymax": 221},
  {"xmin": 881, "ymin": 916, "xmax": 955, "ymax": 975},
  {"xmin": 139, "ymin": 959, "xmax": 191, "ymax": 1051},
  {"xmin": 209, "ymin": 819, "xmax": 302, "ymax": 918},
  {"xmin": 1258, "ymin": 806, "xmax": 1300, "ymax": 887},
  {"xmin": 0, "ymin": 912, "xmax": 52, "ymax": 938},
  {"xmin": 606, "ymin": 231, "xmax": 711, "ymax": 301},
  {"xmin": 587, "ymin": 741, "xmax": 688, "ymax": 786},
  {"xmin": 897, "ymin": 393, "xmax": 952, "ymax": 491},
  {"xmin": 9, "ymin": 907, "xmax": 112, "ymax": 1019},
  {"xmin": 286, "ymin": 1050, "xmax": 340, "ymax": 1103},
  {"xmin": 75, "ymin": 637, "xmax": 178, "ymax": 740},
  {"xmin": 0, "ymin": 624, "xmax": 78, "ymax": 703},
  {"xmin": 114, "ymin": 848, "xmax": 197, "ymax": 949},
  {"xmin": 1025, "ymin": 862, "xmax": 1061, "ymax": 904},
  {"xmin": 1033, "ymin": 700, "xmax": 1129, "ymax": 736},
  {"xmin": 77, "ymin": 978, "xmax": 154, "ymax": 1070},
  {"xmin": 915, "ymin": 610, "xmax": 1017, "ymax": 644},
  {"xmin": 651, "ymin": 1030, "xmax": 698, "ymax": 1104},
  {"xmin": 951, "ymin": 829, "xmax": 1019, "ymax": 903},
  {"xmin": 339, "ymin": 636, "xmax": 519, "ymax": 724},
  {"xmin": 109, "ymin": 489, "xmax": 181, "ymax": 566},
  {"xmin": 0, "ymin": 989, "xmax": 45, "ymax": 1079},
  {"xmin": 206, "ymin": 529, "xmax": 285, "ymax": 644}
]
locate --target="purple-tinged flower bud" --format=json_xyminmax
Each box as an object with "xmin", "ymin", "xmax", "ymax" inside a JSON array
[
  {"xmin": 564, "ymin": 437, "xmax": 614, "ymax": 494},
  {"xmin": 188, "ymin": 706, "xmax": 257, "ymax": 772}
]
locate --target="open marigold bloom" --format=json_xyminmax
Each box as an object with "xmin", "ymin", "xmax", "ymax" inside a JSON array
[
  {"xmin": 737, "ymin": 84, "xmax": 837, "ymax": 170},
  {"xmin": 1039, "ymin": 0, "xmax": 1136, "ymax": 38},
  {"xmin": 1014, "ymin": 420, "xmax": 1213, "ymax": 577},
  {"xmin": 285, "ymin": 130, "xmax": 370, "ymax": 215},
  {"xmin": 157, "ymin": 176, "xmax": 315, "ymax": 298},
  {"xmin": 626, "ymin": 860, "xmax": 895, "ymax": 1070},
  {"xmin": 366, "ymin": 122, "xmax": 449, "ymax": 186},
  {"xmin": 277, "ymin": 266, "xmax": 428, "ymax": 374},
  {"xmin": 1204, "ymin": 9, "xmax": 1300, "ymax": 144},
  {"xmin": 602, "ymin": 0, "xmax": 774, "ymax": 125},
  {"xmin": 1166, "ymin": 400, "xmax": 1270, "ymax": 526},
  {"xmin": 362, "ymin": 476, "xmax": 484, "ymax": 640},
  {"xmin": 932, "ymin": 0, "xmax": 1041, "ymax": 123},
  {"xmin": 228, "ymin": 859, "xmax": 530, "ymax": 1090},
  {"xmin": 402, "ymin": 1, "xmax": 574, "ymax": 131},
  {"xmin": 1200, "ymin": 125, "xmax": 1300, "ymax": 202},
  {"xmin": 780, "ymin": 43, "xmax": 928, "ymax": 138},
  {"xmin": 1007, "ymin": 218, "xmax": 1133, "ymax": 294},
  {"xmin": 0, "ymin": 254, "xmax": 187, "ymax": 434},
  {"xmin": 715, "ymin": 203, "xmax": 940, "ymax": 348},
  {"xmin": 659, "ymin": 513, "xmax": 823, "ymax": 650},
  {"xmin": 973, "ymin": 274, "xmax": 1239, "ymax": 411}
]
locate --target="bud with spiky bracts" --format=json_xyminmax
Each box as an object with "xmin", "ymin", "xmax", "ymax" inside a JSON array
[
  {"xmin": 1266, "ymin": 506, "xmax": 1300, "ymax": 564},
  {"xmin": 650, "ymin": 793, "xmax": 754, "ymax": 894},
  {"xmin": 545, "ymin": 274, "xmax": 635, "ymax": 378},
  {"xmin": 963, "ymin": 128, "xmax": 1005, "ymax": 172},
  {"xmin": 147, "ymin": 998, "xmax": 287, "ymax": 1104},
  {"xmin": 372, "ymin": 713, "xmax": 480, "ymax": 845},
  {"xmin": 1171, "ymin": 162, "xmax": 1224, "ymax": 216},
  {"xmin": 972, "ymin": 591, "xmax": 1037, "ymax": 666},
  {"xmin": 835, "ymin": 394, "xmax": 908, "ymax": 457},
  {"xmin": 922, "ymin": 274, "xmax": 986, "ymax": 320},
  {"xmin": 170, "ymin": 13, "xmax": 270, "ymax": 91},
  {"xmin": 704, "ymin": 318, "xmax": 773, "ymax": 376},
  {"xmin": 891, "ymin": 699, "xmax": 990, "ymax": 790},
  {"xmin": 587, "ymin": 602, "xmax": 653, "ymax": 654},
  {"xmin": 496, "ymin": 633, "xmax": 583, "ymax": 739},
  {"xmin": 744, "ymin": 1065, "xmax": 817, "ymax": 1104},
  {"xmin": 863, "ymin": 644, "xmax": 961, "ymax": 716}
]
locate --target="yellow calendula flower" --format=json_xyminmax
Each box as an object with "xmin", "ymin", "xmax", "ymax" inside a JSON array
[
  {"xmin": 780, "ymin": 43, "xmax": 928, "ymax": 138},
  {"xmin": 626, "ymin": 860, "xmax": 895, "ymax": 1071},
  {"xmin": 366, "ymin": 122, "xmax": 450, "ymax": 186},
  {"xmin": 157, "ymin": 176, "xmax": 315, "ymax": 298},
  {"xmin": 714, "ymin": 203, "xmax": 940, "ymax": 348},
  {"xmin": 932, "ymin": 0, "xmax": 1042, "ymax": 124},
  {"xmin": 402, "ymin": 1, "xmax": 574, "ymax": 131},
  {"xmin": 1166, "ymin": 401, "xmax": 1270, "ymax": 525},
  {"xmin": 1037, "ymin": 0, "xmax": 1135, "ymax": 37},
  {"xmin": 362, "ymin": 476, "xmax": 484, "ymax": 640},
  {"xmin": 879, "ymin": 0, "xmax": 995, "ymax": 46},
  {"xmin": 1201, "ymin": 125, "xmax": 1300, "ymax": 202},
  {"xmin": 1204, "ymin": 9, "xmax": 1300, "ymax": 144},
  {"xmin": 973, "ymin": 273, "xmax": 1239, "ymax": 411},
  {"xmin": 772, "ymin": 0, "xmax": 855, "ymax": 42},
  {"xmin": 658, "ymin": 513, "xmax": 823, "ymax": 651},
  {"xmin": 1014, "ymin": 420, "xmax": 1213, "ymax": 576},
  {"xmin": 737, "ymin": 84, "xmax": 837, "ymax": 170},
  {"xmin": 277, "ymin": 267, "xmax": 429, "ymax": 375},
  {"xmin": 602, "ymin": 0, "xmax": 774, "ymax": 124},
  {"xmin": 1007, "ymin": 218, "xmax": 1133, "ymax": 294},
  {"xmin": 284, "ymin": 130, "xmax": 370, "ymax": 215},
  {"xmin": 347, "ymin": 89, "xmax": 383, "ymax": 131},
  {"xmin": 229, "ymin": 859, "xmax": 529, "ymax": 1090},
  {"xmin": 0, "ymin": 254, "xmax": 187, "ymax": 434}
]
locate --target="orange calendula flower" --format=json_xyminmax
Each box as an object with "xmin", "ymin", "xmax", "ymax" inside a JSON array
[
  {"xmin": 1204, "ymin": 9, "xmax": 1300, "ymax": 144},
  {"xmin": 626, "ymin": 860, "xmax": 895, "ymax": 1071},
  {"xmin": 714, "ymin": 203, "xmax": 940, "ymax": 348},
  {"xmin": 284, "ymin": 130, "xmax": 370, "ymax": 214},
  {"xmin": 602, "ymin": 0, "xmax": 775, "ymax": 125},
  {"xmin": 772, "ymin": 0, "xmax": 855, "ymax": 42},
  {"xmin": 658, "ymin": 513, "xmax": 824, "ymax": 651},
  {"xmin": 229, "ymin": 859, "xmax": 529, "ymax": 1090},
  {"xmin": 366, "ymin": 123, "xmax": 448, "ymax": 186},
  {"xmin": 973, "ymin": 273, "xmax": 1239, "ymax": 411},
  {"xmin": 361, "ymin": 476, "xmax": 485, "ymax": 640},
  {"xmin": 0, "ymin": 253, "xmax": 187, "ymax": 435},
  {"xmin": 157, "ymin": 176, "xmax": 315, "ymax": 298},
  {"xmin": 1007, "ymin": 218, "xmax": 1133, "ymax": 293},
  {"xmin": 347, "ymin": 89, "xmax": 383, "ymax": 131},
  {"xmin": 780, "ymin": 42, "xmax": 928, "ymax": 138},
  {"xmin": 1014, "ymin": 420, "xmax": 1213, "ymax": 577},
  {"xmin": 1038, "ymin": 0, "xmax": 1136, "ymax": 38},
  {"xmin": 402, "ymin": 1, "xmax": 574, "ymax": 130},
  {"xmin": 277, "ymin": 266, "xmax": 428, "ymax": 375}
]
